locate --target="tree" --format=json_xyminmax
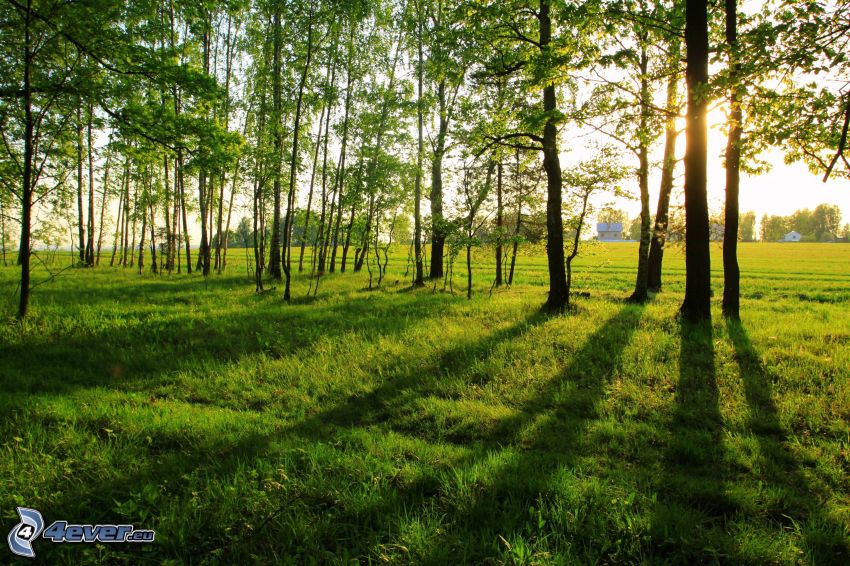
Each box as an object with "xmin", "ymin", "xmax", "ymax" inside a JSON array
[
  {"xmin": 471, "ymin": 0, "xmax": 590, "ymax": 311},
  {"xmin": 563, "ymin": 147, "xmax": 627, "ymax": 306},
  {"xmin": 739, "ymin": 211, "xmax": 755, "ymax": 241},
  {"xmin": 578, "ymin": 1, "xmax": 683, "ymax": 303},
  {"xmin": 628, "ymin": 216, "xmax": 642, "ymax": 241},
  {"xmin": 457, "ymin": 157, "xmax": 494, "ymax": 299},
  {"xmin": 597, "ymin": 207, "xmax": 628, "ymax": 225},
  {"xmin": 424, "ymin": 0, "xmax": 466, "ymax": 280},
  {"xmin": 647, "ymin": 34, "xmax": 683, "ymax": 293},
  {"xmin": 412, "ymin": 0, "xmax": 425, "ymax": 286},
  {"xmin": 812, "ymin": 203, "xmax": 842, "ymax": 241},
  {"xmin": 722, "ymin": 0, "xmax": 743, "ymax": 320},
  {"xmin": 680, "ymin": 0, "xmax": 712, "ymax": 323}
]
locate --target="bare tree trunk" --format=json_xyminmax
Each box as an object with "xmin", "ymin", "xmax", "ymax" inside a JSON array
[
  {"xmin": 137, "ymin": 185, "xmax": 147, "ymax": 274},
  {"xmin": 413, "ymin": 0, "xmax": 425, "ymax": 286},
  {"xmin": 629, "ymin": 45, "xmax": 651, "ymax": 303},
  {"xmin": 299, "ymin": 96, "xmax": 327, "ymax": 273},
  {"xmin": 647, "ymin": 49, "xmax": 680, "ymax": 292},
  {"xmin": 269, "ymin": 9, "xmax": 283, "ymax": 280},
  {"xmin": 429, "ymin": 79, "xmax": 450, "ymax": 279},
  {"xmin": 681, "ymin": 0, "xmax": 712, "ymax": 322},
  {"xmin": 96, "ymin": 152, "xmax": 112, "ymax": 265},
  {"xmin": 18, "ymin": 1, "xmax": 34, "ymax": 317},
  {"xmin": 723, "ymin": 0, "xmax": 742, "ymax": 320},
  {"xmin": 1, "ymin": 196, "xmax": 7, "ymax": 267},
  {"xmin": 354, "ymin": 194, "xmax": 375, "ymax": 272},
  {"xmin": 508, "ymin": 198, "xmax": 522, "ymax": 286},
  {"xmin": 76, "ymin": 105, "xmax": 85, "ymax": 264},
  {"xmin": 540, "ymin": 0, "xmax": 569, "ymax": 311},
  {"xmin": 129, "ymin": 180, "xmax": 138, "ymax": 267},
  {"xmin": 341, "ymin": 197, "xmax": 358, "ymax": 272},
  {"xmin": 215, "ymin": 172, "xmax": 225, "ymax": 271},
  {"xmin": 162, "ymin": 157, "xmax": 172, "ymax": 272},
  {"xmin": 177, "ymin": 153, "xmax": 191, "ymax": 273},
  {"xmin": 282, "ymin": 2, "xmax": 316, "ymax": 301},
  {"xmin": 222, "ymin": 167, "xmax": 237, "ymax": 272},
  {"xmin": 149, "ymin": 200, "xmax": 158, "ymax": 274},
  {"xmin": 495, "ymin": 160, "xmax": 503, "ymax": 286},
  {"xmin": 110, "ymin": 179, "xmax": 124, "ymax": 267},
  {"xmin": 122, "ymin": 163, "xmax": 131, "ymax": 267},
  {"xmin": 85, "ymin": 103, "xmax": 95, "ymax": 266}
]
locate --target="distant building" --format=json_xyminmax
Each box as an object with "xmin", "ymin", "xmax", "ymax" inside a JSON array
[
  {"xmin": 597, "ymin": 222, "xmax": 623, "ymax": 241},
  {"xmin": 782, "ymin": 230, "xmax": 801, "ymax": 242}
]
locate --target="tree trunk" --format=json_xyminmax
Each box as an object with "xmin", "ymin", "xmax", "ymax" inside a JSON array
[
  {"xmin": 539, "ymin": 0, "xmax": 569, "ymax": 311},
  {"xmin": 163, "ymin": 156, "xmax": 173, "ymax": 272},
  {"xmin": 85, "ymin": 103, "xmax": 95, "ymax": 266},
  {"xmin": 508, "ymin": 199, "xmax": 521, "ymax": 286},
  {"xmin": 18, "ymin": 3, "xmax": 33, "ymax": 318},
  {"xmin": 282, "ymin": 3, "xmax": 316, "ymax": 301},
  {"xmin": 681, "ymin": 0, "xmax": 712, "ymax": 322},
  {"xmin": 413, "ymin": 0, "xmax": 425, "ymax": 286},
  {"xmin": 466, "ymin": 244, "xmax": 472, "ymax": 299},
  {"xmin": 429, "ymin": 80, "xmax": 450, "ymax": 279},
  {"xmin": 268, "ymin": 10, "xmax": 283, "ymax": 281},
  {"xmin": 215, "ymin": 172, "xmax": 225, "ymax": 271},
  {"xmin": 96, "ymin": 152, "xmax": 112, "ymax": 265},
  {"xmin": 177, "ymin": 153, "xmax": 191, "ymax": 273},
  {"xmin": 355, "ymin": 194, "xmax": 375, "ymax": 272},
  {"xmin": 222, "ymin": 166, "xmax": 238, "ymax": 272},
  {"xmin": 197, "ymin": 23, "xmax": 212, "ymax": 277},
  {"xmin": 149, "ymin": 201, "xmax": 158, "ymax": 274},
  {"xmin": 110, "ymin": 162, "xmax": 127, "ymax": 267},
  {"xmin": 299, "ymin": 88, "xmax": 327, "ymax": 273},
  {"xmin": 647, "ymin": 50, "xmax": 680, "ymax": 292},
  {"xmin": 129, "ymin": 181, "xmax": 137, "ymax": 267},
  {"xmin": 138, "ymin": 187, "xmax": 147, "ymax": 274},
  {"xmin": 495, "ymin": 160, "xmax": 503, "ymax": 286},
  {"xmin": 341, "ymin": 200, "xmax": 357, "ymax": 272},
  {"xmin": 122, "ymin": 162, "xmax": 131, "ymax": 267},
  {"xmin": 629, "ymin": 46, "xmax": 651, "ymax": 303},
  {"xmin": 722, "ymin": 0, "xmax": 742, "ymax": 320},
  {"xmin": 76, "ymin": 105, "xmax": 85, "ymax": 264}
]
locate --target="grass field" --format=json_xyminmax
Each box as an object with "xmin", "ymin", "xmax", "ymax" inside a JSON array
[{"xmin": 1, "ymin": 243, "xmax": 849, "ymax": 564}]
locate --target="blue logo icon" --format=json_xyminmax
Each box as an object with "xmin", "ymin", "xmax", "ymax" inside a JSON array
[
  {"xmin": 7, "ymin": 507, "xmax": 155, "ymax": 558},
  {"xmin": 7, "ymin": 507, "xmax": 45, "ymax": 558}
]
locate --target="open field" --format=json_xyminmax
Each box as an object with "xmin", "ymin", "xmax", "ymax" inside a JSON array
[{"xmin": 1, "ymin": 243, "xmax": 849, "ymax": 564}]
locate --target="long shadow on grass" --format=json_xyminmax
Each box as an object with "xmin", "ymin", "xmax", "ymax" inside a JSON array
[
  {"xmin": 288, "ymin": 307, "xmax": 551, "ymax": 440},
  {"xmin": 30, "ymin": 430, "xmax": 277, "ymax": 564},
  {"xmin": 649, "ymin": 320, "xmax": 729, "ymax": 561},
  {"xmin": 285, "ymin": 304, "xmax": 646, "ymax": 563},
  {"xmin": 727, "ymin": 320, "xmax": 850, "ymax": 562},
  {"xmin": 415, "ymin": 303, "xmax": 647, "ymax": 563},
  {"xmin": 0, "ymin": 290, "xmax": 452, "ymax": 402}
]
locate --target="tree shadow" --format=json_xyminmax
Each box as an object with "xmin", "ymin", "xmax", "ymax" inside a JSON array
[
  {"xmin": 290, "ymin": 304, "xmax": 646, "ymax": 563},
  {"xmin": 27, "ymin": 430, "xmax": 276, "ymax": 564},
  {"xmin": 0, "ymin": 289, "xmax": 458, "ymax": 404},
  {"xmin": 420, "ymin": 304, "xmax": 646, "ymax": 563},
  {"xmin": 12, "ymin": 299, "xmax": 553, "ymax": 564},
  {"xmin": 289, "ymin": 307, "xmax": 552, "ymax": 440},
  {"xmin": 649, "ymin": 320, "xmax": 727, "ymax": 561},
  {"xmin": 726, "ymin": 319, "xmax": 849, "ymax": 563}
]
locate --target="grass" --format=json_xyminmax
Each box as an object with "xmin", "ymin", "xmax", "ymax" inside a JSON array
[{"xmin": 0, "ymin": 242, "xmax": 848, "ymax": 564}]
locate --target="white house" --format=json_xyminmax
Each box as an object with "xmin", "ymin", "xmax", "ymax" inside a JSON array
[
  {"xmin": 782, "ymin": 231, "xmax": 801, "ymax": 242},
  {"xmin": 597, "ymin": 222, "xmax": 623, "ymax": 241}
]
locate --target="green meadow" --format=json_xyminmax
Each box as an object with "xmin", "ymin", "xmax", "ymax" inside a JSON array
[{"xmin": 1, "ymin": 242, "xmax": 848, "ymax": 564}]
